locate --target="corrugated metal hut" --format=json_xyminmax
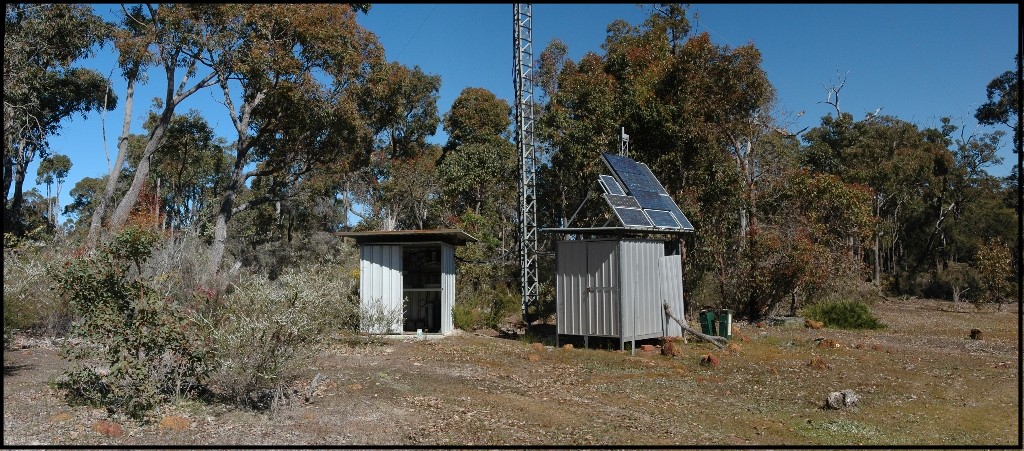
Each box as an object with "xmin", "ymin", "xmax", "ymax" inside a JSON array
[
  {"xmin": 547, "ymin": 230, "xmax": 687, "ymax": 350},
  {"xmin": 544, "ymin": 151, "xmax": 695, "ymax": 351},
  {"xmin": 336, "ymin": 229, "xmax": 476, "ymax": 335}
]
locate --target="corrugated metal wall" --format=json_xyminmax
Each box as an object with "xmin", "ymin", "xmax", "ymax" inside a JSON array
[
  {"xmin": 557, "ymin": 240, "xmax": 620, "ymax": 336},
  {"xmin": 440, "ymin": 243, "xmax": 455, "ymax": 334},
  {"xmin": 556, "ymin": 240, "xmax": 587, "ymax": 336},
  {"xmin": 619, "ymin": 240, "xmax": 666, "ymax": 341},
  {"xmin": 587, "ymin": 241, "xmax": 619, "ymax": 337},
  {"xmin": 557, "ymin": 238, "xmax": 676, "ymax": 342},
  {"xmin": 660, "ymin": 253, "xmax": 684, "ymax": 336},
  {"xmin": 360, "ymin": 244, "xmax": 403, "ymax": 333}
]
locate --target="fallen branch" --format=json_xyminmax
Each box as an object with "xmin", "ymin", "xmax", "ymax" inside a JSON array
[{"xmin": 663, "ymin": 302, "xmax": 727, "ymax": 349}]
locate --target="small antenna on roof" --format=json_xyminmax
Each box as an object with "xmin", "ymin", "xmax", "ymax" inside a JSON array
[{"xmin": 619, "ymin": 127, "xmax": 630, "ymax": 157}]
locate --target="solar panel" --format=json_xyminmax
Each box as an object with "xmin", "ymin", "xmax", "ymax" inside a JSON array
[
  {"xmin": 645, "ymin": 209, "xmax": 681, "ymax": 228},
  {"xmin": 600, "ymin": 152, "xmax": 695, "ymax": 232},
  {"xmin": 603, "ymin": 193, "xmax": 641, "ymax": 209},
  {"xmin": 668, "ymin": 205, "xmax": 695, "ymax": 230},
  {"xmin": 639, "ymin": 164, "xmax": 670, "ymax": 191},
  {"xmin": 612, "ymin": 207, "xmax": 652, "ymax": 228},
  {"xmin": 615, "ymin": 170, "xmax": 656, "ymax": 192},
  {"xmin": 599, "ymin": 175, "xmax": 626, "ymax": 196},
  {"xmin": 603, "ymin": 152, "xmax": 647, "ymax": 175},
  {"xmin": 631, "ymin": 190, "xmax": 678, "ymax": 211}
]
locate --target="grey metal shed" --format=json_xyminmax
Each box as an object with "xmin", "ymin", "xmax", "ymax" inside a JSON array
[
  {"xmin": 547, "ymin": 228, "xmax": 688, "ymax": 351},
  {"xmin": 336, "ymin": 229, "xmax": 477, "ymax": 335}
]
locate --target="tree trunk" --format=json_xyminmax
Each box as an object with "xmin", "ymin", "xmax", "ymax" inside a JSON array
[
  {"xmin": 54, "ymin": 178, "xmax": 65, "ymax": 228},
  {"xmin": 873, "ymin": 231, "xmax": 881, "ymax": 285},
  {"xmin": 663, "ymin": 302, "xmax": 727, "ymax": 349},
  {"xmin": 6, "ymin": 158, "xmax": 28, "ymax": 235},
  {"xmin": 3, "ymin": 151, "xmax": 12, "ymax": 202},
  {"xmin": 45, "ymin": 183, "xmax": 53, "ymax": 225},
  {"xmin": 108, "ymin": 110, "xmax": 172, "ymax": 230},
  {"xmin": 206, "ymin": 167, "xmax": 245, "ymax": 279},
  {"xmin": 88, "ymin": 75, "xmax": 136, "ymax": 248}
]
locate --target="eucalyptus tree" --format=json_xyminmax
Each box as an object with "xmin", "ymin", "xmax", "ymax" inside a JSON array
[
  {"xmin": 350, "ymin": 61, "xmax": 442, "ymax": 230},
  {"xmin": 35, "ymin": 153, "xmax": 72, "ymax": 227},
  {"xmin": 975, "ymin": 53, "xmax": 1021, "ymax": 148},
  {"xmin": 87, "ymin": 4, "xmax": 221, "ymax": 247},
  {"xmin": 535, "ymin": 51, "xmax": 618, "ymax": 229},
  {"xmin": 974, "ymin": 54, "xmax": 1020, "ymax": 279},
  {"xmin": 435, "ymin": 86, "xmax": 520, "ymax": 327},
  {"xmin": 437, "ymin": 87, "xmax": 518, "ymax": 287},
  {"xmin": 63, "ymin": 176, "xmax": 107, "ymax": 234},
  {"xmin": 4, "ymin": 3, "xmax": 114, "ymax": 236},
  {"xmin": 190, "ymin": 4, "xmax": 383, "ymax": 277},
  {"xmin": 124, "ymin": 110, "xmax": 230, "ymax": 232},
  {"xmin": 438, "ymin": 87, "xmax": 516, "ymax": 219},
  {"xmin": 802, "ymin": 114, "xmax": 939, "ymax": 287}
]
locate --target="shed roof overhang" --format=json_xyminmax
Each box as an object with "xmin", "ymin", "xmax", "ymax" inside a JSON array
[
  {"xmin": 541, "ymin": 227, "xmax": 692, "ymax": 238},
  {"xmin": 335, "ymin": 229, "xmax": 478, "ymax": 246}
]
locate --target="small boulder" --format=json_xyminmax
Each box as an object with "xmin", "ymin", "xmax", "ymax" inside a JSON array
[
  {"xmin": 158, "ymin": 416, "xmax": 190, "ymax": 431},
  {"xmin": 561, "ymin": 344, "xmax": 574, "ymax": 350},
  {"xmin": 92, "ymin": 420, "xmax": 124, "ymax": 437},
  {"xmin": 699, "ymin": 353, "xmax": 720, "ymax": 367},
  {"xmin": 816, "ymin": 338, "xmax": 841, "ymax": 349},
  {"xmin": 661, "ymin": 339, "xmax": 682, "ymax": 357},
  {"xmin": 531, "ymin": 342, "xmax": 545, "ymax": 352},
  {"xmin": 527, "ymin": 353, "xmax": 541, "ymax": 362},
  {"xmin": 824, "ymin": 389, "xmax": 860, "ymax": 410},
  {"xmin": 805, "ymin": 319, "xmax": 824, "ymax": 329}
]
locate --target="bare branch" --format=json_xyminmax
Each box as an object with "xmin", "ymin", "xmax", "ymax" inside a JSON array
[{"xmin": 819, "ymin": 69, "xmax": 849, "ymax": 115}]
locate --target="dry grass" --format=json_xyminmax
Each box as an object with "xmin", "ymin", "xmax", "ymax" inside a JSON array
[{"xmin": 3, "ymin": 298, "xmax": 1019, "ymax": 447}]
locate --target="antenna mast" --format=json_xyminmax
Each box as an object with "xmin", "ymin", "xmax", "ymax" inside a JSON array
[
  {"xmin": 514, "ymin": 4, "xmax": 539, "ymax": 324},
  {"xmin": 620, "ymin": 127, "xmax": 630, "ymax": 157}
]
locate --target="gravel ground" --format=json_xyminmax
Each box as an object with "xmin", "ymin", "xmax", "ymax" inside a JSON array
[{"xmin": 3, "ymin": 298, "xmax": 1019, "ymax": 447}]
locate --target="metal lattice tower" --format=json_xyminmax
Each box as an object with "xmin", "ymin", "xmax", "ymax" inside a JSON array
[{"xmin": 514, "ymin": 4, "xmax": 539, "ymax": 323}]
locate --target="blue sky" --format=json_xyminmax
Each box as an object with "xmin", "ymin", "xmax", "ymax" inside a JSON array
[{"xmin": 32, "ymin": 4, "xmax": 1021, "ymax": 224}]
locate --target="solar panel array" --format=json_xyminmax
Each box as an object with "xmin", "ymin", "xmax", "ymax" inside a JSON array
[{"xmin": 598, "ymin": 152, "xmax": 695, "ymax": 232}]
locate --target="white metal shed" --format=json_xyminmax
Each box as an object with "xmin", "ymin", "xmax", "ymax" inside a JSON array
[
  {"xmin": 337, "ymin": 229, "xmax": 477, "ymax": 335},
  {"xmin": 546, "ymin": 228, "xmax": 689, "ymax": 351}
]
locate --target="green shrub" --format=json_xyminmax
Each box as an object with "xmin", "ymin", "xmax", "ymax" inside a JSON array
[
  {"xmin": 55, "ymin": 226, "xmax": 210, "ymax": 420},
  {"xmin": 802, "ymin": 300, "xmax": 885, "ymax": 330},
  {"xmin": 452, "ymin": 302, "xmax": 484, "ymax": 331},
  {"xmin": 451, "ymin": 288, "xmax": 519, "ymax": 331},
  {"xmin": 486, "ymin": 290, "xmax": 520, "ymax": 330},
  {"xmin": 202, "ymin": 264, "xmax": 352, "ymax": 410}
]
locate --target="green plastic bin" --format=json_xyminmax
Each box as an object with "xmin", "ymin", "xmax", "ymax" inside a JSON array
[
  {"xmin": 699, "ymin": 309, "xmax": 717, "ymax": 336},
  {"xmin": 717, "ymin": 309, "xmax": 733, "ymax": 339}
]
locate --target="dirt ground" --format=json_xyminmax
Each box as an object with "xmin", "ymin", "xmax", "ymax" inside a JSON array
[{"xmin": 3, "ymin": 298, "xmax": 1020, "ymax": 447}]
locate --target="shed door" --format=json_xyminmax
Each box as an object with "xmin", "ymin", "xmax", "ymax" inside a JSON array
[
  {"xmin": 660, "ymin": 253, "xmax": 684, "ymax": 336},
  {"xmin": 360, "ymin": 244, "xmax": 403, "ymax": 334},
  {"xmin": 586, "ymin": 241, "xmax": 619, "ymax": 337}
]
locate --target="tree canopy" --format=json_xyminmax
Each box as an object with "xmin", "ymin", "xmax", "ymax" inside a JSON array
[{"xmin": 5, "ymin": 3, "xmax": 1015, "ymax": 316}]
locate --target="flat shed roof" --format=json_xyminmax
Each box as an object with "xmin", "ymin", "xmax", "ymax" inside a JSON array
[{"xmin": 335, "ymin": 229, "xmax": 478, "ymax": 246}]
